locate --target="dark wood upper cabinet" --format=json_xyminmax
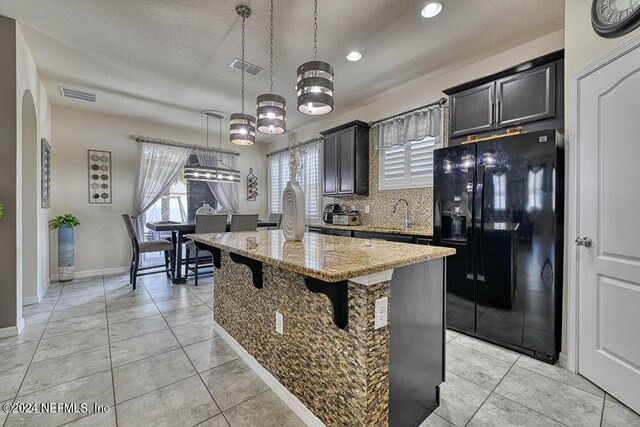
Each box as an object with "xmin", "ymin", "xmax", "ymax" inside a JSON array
[
  {"xmin": 337, "ymin": 127, "xmax": 356, "ymax": 194},
  {"xmin": 320, "ymin": 121, "xmax": 369, "ymax": 196},
  {"xmin": 323, "ymin": 133, "xmax": 338, "ymax": 194},
  {"xmin": 444, "ymin": 50, "xmax": 564, "ymax": 143},
  {"xmin": 450, "ymin": 82, "xmax": 496, "ymax": 138},
  {"xmin": 496, "ymin": 62, "xmax": 556, "ymax": 127}
]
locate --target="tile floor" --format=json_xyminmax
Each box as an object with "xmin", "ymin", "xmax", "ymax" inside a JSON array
[{"xmin": 1, "ymin": 273, "xmax": 639, "ymax": 427}]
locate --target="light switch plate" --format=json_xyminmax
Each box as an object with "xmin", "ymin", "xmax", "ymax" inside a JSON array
[
  {"xmin": 100, "ymin": 205, "xmax": 113, "ymax": 212},
  {"xmin": 374, "ymin": 297, "xmax": 388, "ymax": 329},
  {"xmin": 275, "ymin": 311, "xmax": 284, "ymax": 335},
  {"xmin": 364, "ymin": 204, "xmax": 370, "ymax": 214}
]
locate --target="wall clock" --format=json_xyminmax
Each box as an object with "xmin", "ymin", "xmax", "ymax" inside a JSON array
[{"xmin": 592, "ymin": 0, "xmax": 640, "ymax": 38}]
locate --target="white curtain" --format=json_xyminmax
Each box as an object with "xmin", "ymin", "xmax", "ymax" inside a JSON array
[
  {"xmin": 376, "ymin": 104, "xmax": 443, "ymax": 150},
  {"xmin": 196, "ymin": 150, "xmax": 240, "ymax": 214},
  {"xmin": 268, "ymin": 141, "xmax": 322, "ymax": 223},
  {"xmin": 132, "ymin": 142, "xmax": 192, "ymax": 238}
]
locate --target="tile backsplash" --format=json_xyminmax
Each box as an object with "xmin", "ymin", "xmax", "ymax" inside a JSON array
[{"xmin": 332, "ymin": 107, "xmax": 449, "ymax": 231}]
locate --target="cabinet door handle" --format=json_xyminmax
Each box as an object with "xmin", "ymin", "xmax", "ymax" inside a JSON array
[
  {"xmin": 337, "ymin": 177, "xmax": 341, "ymax": 191},
  {"xmin": 496, "ymin": 100, "xmax": 500, "ymax": 124},
  {"xmin": 491, "ymin": 101, "xmax": 495, "ymax": 126}
]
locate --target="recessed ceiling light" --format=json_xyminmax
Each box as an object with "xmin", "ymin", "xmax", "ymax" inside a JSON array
[
  {"xmin": 421, "ymin": 2, "xmax": 443, "ymax": 18},
  {"xmin": 346, "ymin": 51, "xmax": 362, "ymax": 62}
]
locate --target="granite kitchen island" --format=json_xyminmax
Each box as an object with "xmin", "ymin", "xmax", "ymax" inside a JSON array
[{"xmin": 188, "ymin": 230, "xmax": 455, "ymax": 427}]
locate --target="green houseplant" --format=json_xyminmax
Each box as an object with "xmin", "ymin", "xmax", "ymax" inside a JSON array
[
  {"xmin": 50, "ymin": 214, "xmax": 81, "ymax": 282},
  {"xmin": 0, "ymin": 201, "xmax": 4, "ymax": 220}
]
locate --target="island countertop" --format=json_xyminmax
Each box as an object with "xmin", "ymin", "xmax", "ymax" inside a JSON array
[{"xmin": 187, "ymin": 229, "xmax": 455, "ymax": 283}]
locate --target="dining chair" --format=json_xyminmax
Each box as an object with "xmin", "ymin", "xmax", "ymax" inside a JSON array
[
  {"xmin": 268, "ymin": 213, "xmax": 283, "ymax": 229},
  {"xmin": 185, "ymin": 214, "xmax": 227, "ymax": 286},
  {"xmin": 122, "ymin": 214, "xmax": 175, "ymax": 289},
  {"xmin": 215, "ymin": 209, "xmax": 230, "ymax": 222},
  {"xmin": 230, "ymin": 214, "xmax": 259, "ymax": 232}
]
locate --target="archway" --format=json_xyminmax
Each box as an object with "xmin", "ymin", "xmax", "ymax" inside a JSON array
[{"xmin": 21, "ymin": 90, "xmax": 38, "ymax": 304}]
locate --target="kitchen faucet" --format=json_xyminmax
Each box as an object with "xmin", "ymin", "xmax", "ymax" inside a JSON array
[{"xmin": 392, "ymin": 198, "xmax": 414, "ymax": 228}]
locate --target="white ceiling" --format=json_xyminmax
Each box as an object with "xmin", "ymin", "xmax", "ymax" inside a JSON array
[{"xmin": 1, "ymin": 0, "xmax": 564, "ymax": 141}]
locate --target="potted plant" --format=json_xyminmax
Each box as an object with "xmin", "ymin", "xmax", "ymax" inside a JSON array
[
  {"xmin": 50, "ymin": 214, "xmax": 81, "ymax": 282},
  {"xmin": 282, "ymin": 141, "xmax": 306, "ymax": 241}
]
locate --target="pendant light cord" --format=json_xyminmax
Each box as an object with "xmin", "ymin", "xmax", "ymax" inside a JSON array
[
  {"xmin": 269, "ymin": 0, "xmax": 274, "ymax": 94},
  {"xmin": 313, "ymin": 0, "xmax": 318, "ymax": 59},
  {"xmin": 241, "ymin": 13, "xmax": 246, "ymax": 114},
  {"xmin": 206, "ymin": 115, "xmax": 210, "ymax": 148}
]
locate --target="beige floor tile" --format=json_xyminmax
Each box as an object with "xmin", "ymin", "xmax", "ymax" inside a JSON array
[
  {"xmin": 112, "ymin": 349, "xmax": 196, "ymax": 403},
  {"xmin": 116, "ymin": 376, "xmax": 220, "ymax": 426}
]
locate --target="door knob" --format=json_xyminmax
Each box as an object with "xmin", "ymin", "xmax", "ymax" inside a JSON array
[{"xmin": 575, "ymin": 236, "xmax": 593, "ymax": 248}]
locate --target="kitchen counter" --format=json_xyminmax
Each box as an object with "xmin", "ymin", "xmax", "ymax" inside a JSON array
[
  {"xmin": 189, "ymin": 230, "xmax": 455, "ymax": 426},
  {"xmin": 187, "ymin": 230, "xmax": 451, "ymax": 282},
  {"xmin": 307, "ymin": 223, "xmax": 433, "ymax": 237}
]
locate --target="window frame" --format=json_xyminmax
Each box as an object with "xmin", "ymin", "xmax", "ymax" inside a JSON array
[{"xmin": 268, "ymin": 142, "xmax": 323, "ymax": 223}]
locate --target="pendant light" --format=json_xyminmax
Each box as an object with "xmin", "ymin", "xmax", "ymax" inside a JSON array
[
  {"xmin": 230, "ymin": 5, "xmax": 256, "ymax": 145},
  {"xmin": 296, "ymin": 0, "xmax": 334, "ymax": 116},
  {"xmin": 185, "ymin": 111, "xmax": 241, "ymax": 184},
  {"xmin": 257, "ymin": 0, "xmax": 286, "ymax": 135}
]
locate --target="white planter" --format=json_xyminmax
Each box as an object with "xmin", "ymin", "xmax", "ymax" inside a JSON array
[{"xmin": 282, "ymin": 181, "xmax": 305, "ymax": 241}]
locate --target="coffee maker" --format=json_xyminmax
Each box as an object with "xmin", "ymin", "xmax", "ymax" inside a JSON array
[{"xmin": 323, "ymin": 203, "xmax": 342, "ymax": 224}]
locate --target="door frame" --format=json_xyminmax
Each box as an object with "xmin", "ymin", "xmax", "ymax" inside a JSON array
[{"xmin": 566, "ymin": 32, "xmax": 640, "ymax": 373}]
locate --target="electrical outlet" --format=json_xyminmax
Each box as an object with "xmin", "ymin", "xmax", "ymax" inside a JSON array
[
  {"xmin": 275, "ymin": 311, "xmax": 284, "ymax": 335},
  {"xmin": 364, "ymin": 204, "xmax": 370, "ymax": 214},
  {"xmin": 374, "ymin": 297, "xmax": 388, "ymax": 329}
]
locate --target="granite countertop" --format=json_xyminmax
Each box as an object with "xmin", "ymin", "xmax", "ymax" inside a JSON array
[
  {"xmin": 187, "ymin": 230, "xmax": 454, "ymax": 283},
  {"xmin": 307, "ymin": 223, "xmax": 433, "ymax": 237}
]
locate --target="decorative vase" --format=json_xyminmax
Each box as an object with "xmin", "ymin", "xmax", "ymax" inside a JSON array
[
  {"xmin": 196, "ymin": 203, "xmax": 215, "ymax": 215},
  {"xmin": 58, "ymin": 225, "xmax": 75, "ymax": 282},
  {"xmin": 282, "ymin": 181, "xmax": 305, "ymax": 241}
]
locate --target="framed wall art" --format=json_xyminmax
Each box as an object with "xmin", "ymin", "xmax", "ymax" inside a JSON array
[
  {"xmin": 41, "ymin": 138, "xmax": 51, "ymax": 208},
  {"xmin": 246, "ymin": 167, "xmax": 258, "ymax": 201},
  {"xmin": 88, "ymin": 149, "xmax": 112, "ymax": 204}
]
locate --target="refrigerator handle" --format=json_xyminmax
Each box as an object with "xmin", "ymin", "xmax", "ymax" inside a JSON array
[
  {"xmin": 477, "ymin": 165, "xmax": 486, "ymax": 282},
  {"xmin": 467, "ymin": 166, "xmax": 475, "ymax": 279}
]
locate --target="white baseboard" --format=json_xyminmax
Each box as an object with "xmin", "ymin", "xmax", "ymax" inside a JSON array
[
  {"xmin": 50, "ymin": 266, "xmax": 129, "ymax": 283},
  {"xmin": 0, "ymin": 317, "xmax": 25, "ymax": 339},
  {"xmin": 558, "ymin": 352, "xmax": 568, "ymax": 369},
  {"xmin": 213, "ymin": 320, "xmax": 325, "ymax": 427}
]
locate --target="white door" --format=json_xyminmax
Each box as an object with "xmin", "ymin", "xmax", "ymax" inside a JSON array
[{"xmin": 578, "ymin": 41, "xmax": 640, "ymax": 414}]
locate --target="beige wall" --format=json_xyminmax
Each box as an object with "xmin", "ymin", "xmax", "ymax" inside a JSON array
[
  {"xmin": 561, "ymin": 0, "xmax": 640, "ymax": 355},
  {"xmin": 0, "ymin": 16, "xmax": 18, "ymax": 331},
  {"xmin": 50, "ymin": 105, "xmax": 269, "ymax": 276},
  {"xmin": 0, "ymin": 17, "xmax": 51, "ymax": 332},
  {"xmin": 16, "ymin": 24, "xmax": 52, "ymax": 305}
]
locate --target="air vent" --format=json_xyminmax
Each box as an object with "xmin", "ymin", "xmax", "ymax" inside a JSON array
[
  {"xmin": 229, "ymin": 58, "xmax": 264, "ymax": 76},
  {"xmin": 59, "ymin": 86, "xmax": 97, "ymax": 103}
]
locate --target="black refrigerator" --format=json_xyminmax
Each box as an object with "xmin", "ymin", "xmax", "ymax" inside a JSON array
[{"xmin": 434, "ymin": 129, "xmax": 564, "ymax": 363}]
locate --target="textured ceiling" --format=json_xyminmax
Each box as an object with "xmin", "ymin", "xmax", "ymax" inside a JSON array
[{"xmin": 1, "ymin": 0, "xmax": 564, "ymax": 141}]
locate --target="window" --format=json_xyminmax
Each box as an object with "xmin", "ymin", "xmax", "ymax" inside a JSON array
[
  {"xmin": 379, "ymin": 137, "xmax": 435, "ymax": 189},
  {"xmin": 493, "ymin": 173, "xmax": 507, "ymax": 211},
  {"xmin": 527, "ymin": 168, "xmax": 544, "ymax": 211},
  {"xmin": 268, "ymin": 142, "xmax": 322, "ymax": 223}
]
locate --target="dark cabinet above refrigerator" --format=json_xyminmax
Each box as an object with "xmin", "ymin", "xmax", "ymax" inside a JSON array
[
  {"xmin": 445, "ymin": 50, "xmax": 564, "ymax": 144},
  {"xmin": 320, "ymin": 120, "xmax": 369, "ymax": 196}
]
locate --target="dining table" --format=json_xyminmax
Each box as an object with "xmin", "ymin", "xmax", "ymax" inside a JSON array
[{"xmin": 146, "ymin": 220, "xmax": 278, "ymax": 284}]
